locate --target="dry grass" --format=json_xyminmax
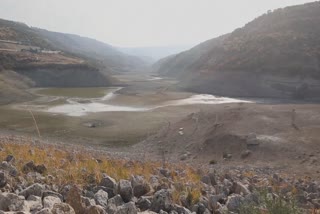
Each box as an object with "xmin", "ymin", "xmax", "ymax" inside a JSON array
[
  {"xmin": 0, "ymin": 136, "xmax": 202, "ymax": 196},
  {"xmin": 311, "ymin": 209, "xmax": 320, "ymax": 214},
  {"xmin": 171, "ymin": 185, "xmax": 202, "ymax": 206}
]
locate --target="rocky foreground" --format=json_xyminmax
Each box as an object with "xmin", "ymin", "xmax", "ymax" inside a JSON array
[{"xmin": 0, "ymin": 136, "xmax": 319, "ymax": 214}]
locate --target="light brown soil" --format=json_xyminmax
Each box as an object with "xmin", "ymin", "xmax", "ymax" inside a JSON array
[
  {"xmin": 133, "ymin": 103, "xmax": 320, "ymax": 179},
  {"xmin": 1, "ymin": 71, "xmax": 320, "ymax": 180}
]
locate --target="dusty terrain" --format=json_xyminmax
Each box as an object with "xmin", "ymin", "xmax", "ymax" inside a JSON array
[
  {"xmin": 1, "ymin": 72, "xmax": 319, "ymax": 182},
  {"xmin": 0, "ymin": 73, "xmax": 199, "ymax": 147},
  {"xmin": 133, "ymin": 103, "xmax": 320, "ymax": 178},
  {"xmin": 0, "ymin": 72, "xmax": 320, "ymax": 214}
]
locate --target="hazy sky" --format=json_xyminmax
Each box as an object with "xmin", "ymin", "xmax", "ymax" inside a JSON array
[{"xmin": 0, "ymin": 0, "xmax": 316, "ymax": 47}]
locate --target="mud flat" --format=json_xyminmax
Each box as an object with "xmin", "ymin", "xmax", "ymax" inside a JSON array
[
  {"xmin": 17, "ymin": 87, "xmax": 250, "ymax": 117},
  {"xmin": 0, "ymin": 76, "xmax": 249, "ymax": 148}
]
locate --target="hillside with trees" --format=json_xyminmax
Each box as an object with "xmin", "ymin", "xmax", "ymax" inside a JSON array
[{"xmin": 154, "ymin": 2, "xmax": 320, "ymax": 99}]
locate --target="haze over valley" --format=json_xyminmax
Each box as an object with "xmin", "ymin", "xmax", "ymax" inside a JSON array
[{"xmin": 0, "ymin": 1, "xmax": 320, "ymax": 214}]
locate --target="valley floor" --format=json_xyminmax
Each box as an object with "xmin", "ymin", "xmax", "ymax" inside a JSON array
[
  {"xmin": 0, "ymin": 72, "xmax": 319, "ymax": 179},
  {"xmin": 0, "ymin": 72, "xmax": 320, "ymax": 213}
]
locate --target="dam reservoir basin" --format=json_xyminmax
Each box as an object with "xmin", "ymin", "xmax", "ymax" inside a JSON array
[
  {"xmin": 1, "ymin": 86, "xmax": 250, "ymax": 147},
  {"xmin": 24, "ymin": 87, "xmax": 250, "ymax": 116}
]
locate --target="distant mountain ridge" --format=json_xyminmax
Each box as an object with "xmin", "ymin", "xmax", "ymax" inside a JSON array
[
  {"xmin": 154, "ymin": 1, "xmax": 320, "ymax": 99},
  {"xmin": 118, "ymin": 45, "xmax": 193, "ymax": 63},
  {"xmin": 35, "ymin": 29, "xmax": 147, "ymax": 73}
]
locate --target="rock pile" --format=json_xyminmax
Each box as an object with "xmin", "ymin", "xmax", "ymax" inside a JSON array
[{"xmin": 0, "ymin": 154, "xmax": 319, "ymax": 214}]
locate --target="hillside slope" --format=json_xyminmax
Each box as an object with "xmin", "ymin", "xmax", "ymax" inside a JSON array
[
  {"xmin": 0, "ymin": 19, "xmax": 146, "ymax": 73},
  {"xmin": 0, "ymin": 70, "xmax": 33, "ymax": 104},
  {"xmin": 0, "ymin": 18, "xmax": 146, "ymax": 103},
  {"xmin": 154, "ymin": 2, "xmax": 320, "ymax": 99},
  {"xmin": 35, "ymin": 29, "xmax": 147, "ymax": 73},
  {"xmin": 136, "ymin": 103, "xmax": 320, "ymax": 177}
]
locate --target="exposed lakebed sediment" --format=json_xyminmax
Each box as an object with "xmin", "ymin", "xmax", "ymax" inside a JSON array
[{"xmin": 14, "ymin": 87, "xmax": 251, "ymax": 117}]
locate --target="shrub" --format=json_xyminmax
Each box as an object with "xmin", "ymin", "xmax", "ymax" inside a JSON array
[{"xmin": 239, "ymin": 189, "xmax": 302, "ymax": 214}]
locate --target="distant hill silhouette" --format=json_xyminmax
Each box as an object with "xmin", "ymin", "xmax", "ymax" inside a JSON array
[{"xmin": 118, "ymin": 45, "xmax": 193, "ymax": 64}]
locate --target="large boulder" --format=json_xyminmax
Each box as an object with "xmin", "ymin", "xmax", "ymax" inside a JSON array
[
  {"xmin": 115, "ymin": 202, "xmax": 137, "ymax": 214},
  {"xmin": 22, "ymin": 161, "xmax": 47, "ymax": 174},
  {"xmin": 119, "ymin": 179, "xmax": 133, "ymax": 203},
  {"xmin": 233, "ymin": 182, "xmax": 250, "ymax": 196},
  {"xmin": 150, "ymin": 189, "xmax": 173, "ymax": 213},
  {"xmin": 0, "ymin": 161, "xmax": 18, "ymax": 177},
  {"xmin": 192, "ymin": 201, "xmax": 208, "ymax": 214},
  {"xmin": 131, "ymin": 175, "xmax": 151, "ymax": 198},
  {"xmin": 226, "ymin": 194, "xmax": 244, "ymax": 212},
  {"xmin": 149, "ymin": 176, "xmax": 160, "ymax": 191},
  {"xmin": 136, "ymin": 196, "xmax": 152, "ymax": 211},
  {"xmin": 52, "ymin": 203, "xmax": 76, "ymax": 214},
  {"xmin": 60, "ymin": 185, "xmax": 72, "ymax": 201},
  {"xmin": 109, "ymin": 194, "xmax": 124, "ymax": 206},
  {"xmin": 43, "ymin": 196, "xmax": 62, "ymax": 210},
  {"xmin": 19, "ymin": 183, "xmax": 45, "ymax": 198},
  {"xmin": 25, "ymin": 172, "xmax": 45, "ymax": 184},
  {"xmin": 99, "ymin": 174, "xmax": 118, "ymax": 197},
  {"xmin": 94, "ymin": 189, "xmax": 109, "ymax": 209},
  {"xmin": 5, "ymin": 155, "xmax": 15, "ymax": 164},
  {"xmin": 65, "ymin": 185, "xmax": 87, "ymax": 214},
  {"xmin": 0, "ymin": 192, "xmax": 29, "ymax": 212},
  {"xmin": 27, "ymin": 195, "xmax": 43, "ymax": 212},
  {"xmin": 172, "ymin": 204, "xmax": 192, "ymax": 214},
  {"xmin": 86, "ymin": 205, "xmax": 106, "ymax": 214},
  {"xmin": 107, "ymin": 195, "xmax": 124, "ymax": 214},
  {"xmin": 81, "ymin": 196, "xmax": 96, "ymax": 207},
  {"xmin": 43, "ymin": 190, "xmax": 64, "ymax": 201},
  {"xmin": 208, "ymin": 194, "xmax": 224, "ymax": 211},
  {"xmin": 0, "ymin": 171, "xmax": 7, "ymax": 188}
]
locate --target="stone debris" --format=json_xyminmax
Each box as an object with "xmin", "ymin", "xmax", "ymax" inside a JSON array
[{"xmin": 0, "ymin": 155, "xmax": 319, "ymax": 214}]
